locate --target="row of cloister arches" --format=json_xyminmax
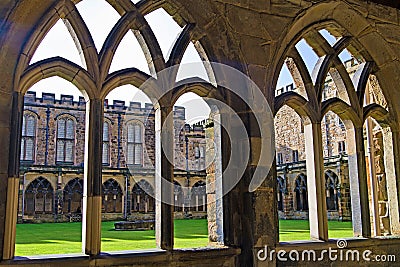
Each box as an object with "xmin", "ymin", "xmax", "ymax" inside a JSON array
[
  {"xmin": 22, "ymin": 177, "xmax": 207, "ymax": 215},
  {"xmin": 277, "ymin": 171, "xmax": 340, "ymax": 213}
]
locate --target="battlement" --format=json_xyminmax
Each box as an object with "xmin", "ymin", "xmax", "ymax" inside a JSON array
[{"xmin": 24, "ymin": 91, "xmax": 187, "ymax": 119}]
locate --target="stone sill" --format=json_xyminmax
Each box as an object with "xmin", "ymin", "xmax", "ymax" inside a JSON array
[
  {"xmin": 0, "ymin": 247, "xmax": 240, "ymax": 266},
  {"xmin": 277, "ymin": 236, "xmax": 400, "ymax": 250}
]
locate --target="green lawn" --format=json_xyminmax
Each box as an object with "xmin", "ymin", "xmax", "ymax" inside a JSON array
[
  {"xmin": 279, "ymin": 220, "xmax": 353, "ymax": 241},
  {"xmin": 15, "ymin": 219, "xmax": 352, "ymax": 256},
  {"xmin": 15, "ymin": 219, "xmax": 209, "ymax": 256}
]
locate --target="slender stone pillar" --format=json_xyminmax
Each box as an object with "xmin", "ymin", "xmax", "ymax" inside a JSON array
[
  {"xmin": 155, "ymin": 105, "xmax": 174, "ymax": 250},
  {"xmin": 304, "ymin": 121, "xmax": 328, "ymax": 241},
  {"xmin": 2, "ymin": 92, "xmax": 23, "ymax": 260},
  {"xmin": 206, "ymin": 114, "xmax": 223, "ymax": 245},
  {"xmin": 346, "ymin": 126, "xmax": 371, "ymax": 237},
  {"xmin": 82, "ymin": 99, "xmax": 103, "ymax": 255},
  {"xmin": 382, "ymin": 128, "xmax": 400, "ymax": 235}
]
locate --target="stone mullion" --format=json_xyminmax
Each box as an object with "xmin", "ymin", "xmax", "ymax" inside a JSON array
[
  {"xmin": 155, "ymin": 105, "xmax": 174, "ymax": 250},
  {"xmin": 346, "ymin": 126, "xmax": 371, "ymax": 237},
  {"xmin": 304, "ymin": 121, "xmax": 328, "ymax": 241},
  {"xmin": 82, "ymin": 99, "xmax": 104, "ymax": 255},
  {"xmin": 2, "ymin": 92, "xmax": 23, "ymax": 260}
]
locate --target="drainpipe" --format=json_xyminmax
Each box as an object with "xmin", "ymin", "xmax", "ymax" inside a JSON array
[
  {"xmin": 45, "ymin": 106, "xmax": 50, "ymax": 165},
  {"xmin": 117, "ymin": 113, "xmax": 121, "ymax": 168}
]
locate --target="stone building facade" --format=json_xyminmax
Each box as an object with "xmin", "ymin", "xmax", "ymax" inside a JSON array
[
  {"xmin": 19, "ymin": 91, "xmax": 208, "ymax": 222},
  {"xmin": 275, "ymin": 58, "xmax": 391, "ymax": 230}
]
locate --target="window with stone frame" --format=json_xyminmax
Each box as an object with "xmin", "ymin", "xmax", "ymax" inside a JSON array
[
  {"xmin": 338, "ymin": 140, "xmax": 346, "ymax": 154},
  {"xmin": 277, "ymin": 152, "xmax": 283, "ymax": 165},
  {"xmin": 337, "ymin": 117, "xmax": 346, "ymax": 131},
  {"xmin": 126, "ymin": 122, "xmax": 143, "ymax": 166},
  {"xmin": 199, "ymin": 145, "xmax": 205, "ymax": 159},
  {"xmin": 56, "ymin": 116, "xmax": 75, "ymax": 164},
  {"xmin": 292, "ymin": 150, "xmax": 299, "ymax": 162},
  {"xmin": 102, "ymin": 121, "xmax": 110, "ymax": 165},
  {"xmin": 194, "ymin": 145, "xmax": 200, "ymax": 159},
  {"xmin": 21, "ymin": 113, "xmax": 36, "ymax": 161}
]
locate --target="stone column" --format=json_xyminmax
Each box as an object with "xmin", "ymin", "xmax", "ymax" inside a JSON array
[
  {"xmin": 382, "ymin": 128, "xmax": 400, "ymax": 235},
  {"xmin": 2, "ymin": 92, "xmax": 23, "ymax": 260},
  {"xmin": 82, "ymin": 99, "xmax": 103, "ymax": 255},
  {"xmin": 346, "ymin": 126, "xmax": 371, "ymax": 237},
  {"xmin": 206, "ymin": 116, "xmax": 223, "ymax": 245},
  {"xmin": 55, "ymin": 172, "xmax": 63, "ymax": 221},
  {"xmin": 304, "ymin": 121, "xmax": 328, "ymax": 240},
  {"xmin": 155, "ymin": 105, "xmax": 174, "ymax": 250}
]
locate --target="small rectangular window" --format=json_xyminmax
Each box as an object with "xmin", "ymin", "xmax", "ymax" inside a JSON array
[
  {"xmin": 277, "ymin": 153, "xmax": 283, "ymax": 165},
  {"xmin": 338, "ymin": 141, "xmax": 346, "ymax": 154},
  {"xmin": 292, "ymin": 150, "xmax": 299, "ymax": 162},
  {"xmin": 338, "ymin": 117, "xmax": 345, "ymax": 131}
]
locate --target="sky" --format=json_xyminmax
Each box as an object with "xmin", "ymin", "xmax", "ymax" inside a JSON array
[
  {"xmin": 276, "ymin": 29, "xmax": 352, "ymax": 90},
  {"xmin": 28, "ymin": 0, "xmax": 352, "ymax": 122},
  {"xmin": 29, "ymin": 0, "xmax": 210, "ymax": 123}
]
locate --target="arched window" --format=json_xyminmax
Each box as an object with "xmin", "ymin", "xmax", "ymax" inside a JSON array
[
  {"xmin": 174, "ymin": 181, "xmax": 184, "ymax": 212},
  {"xmin": 191, "ymin": 181, "xmax": 206, "ymax": 212},
  {"xmin": 21, "ymin": 113, "xmax": 36, "ymax": 161},
  {"xmin": 63, "ymin": 178, "xmax": 83, "ymax": 214},
  {"xmin": 294, "ymin": 174, "xmax": 308, "ymax": 211},
  {"xmin": 56, "ymin": 117, "xmax": 75, "ymax": 163},
  {"xmin": 277, "ymin": 176, "xmax": 286, "ymax": 211},
  {"xmin": 325, "ymin": 171, "xmax": 339, "ymax": 211},
  {"xmin": 102, "ymin": 121, "xmax": 110, "ymax": 165},
  {"xmin": 102, "ymin": 179, "xmax": 122, "ymax": 213},
  {"xmin": 126, "ymin": 122, "xmax": 143, "ymax": 166},
  {"xmin": 25, "ymin": 177, "xmax": 54, "ymax": 215},
  {"xmin": 132, "ymin": 179, "xmax": 155, "ymax": 212}
]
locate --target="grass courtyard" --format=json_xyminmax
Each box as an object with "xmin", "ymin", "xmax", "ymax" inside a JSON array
[{"xmin": 15, "ymin": 219, "xmax": 353, "ymax": 256}]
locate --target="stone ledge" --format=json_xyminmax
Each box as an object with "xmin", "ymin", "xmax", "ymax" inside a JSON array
[
  {"xmin": 276, "ymin": 236, "xmax": 400, "ymax": 250},
  {"xmin": 0, "ymin": 247, "xmax": 241, "ymax": 267}
]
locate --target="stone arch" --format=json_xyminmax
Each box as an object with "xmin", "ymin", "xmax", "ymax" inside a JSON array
[
  {"xmin": 102, "ymin": 178, "xmax": 123, "ymax": 213},
  {"xmin": 277, "ymin": 176, "xmax": 286, "ymax": 212},
  {"xmin": 19, "ymin": 58, "xmax": 95, "ymax": 99},
  {"xmin": 325, "ymin": 170, "xmax": 339, "ymax": 211},
  {"xmin": 173, "ymin": 180, "xmax": 184, "ymax": 212},
  {"xmin": 63, "ymin": 178, "xmax": 83, "ymax": 214},
  {"xmin": 190, "ymin": 180, "xmax": 206, "ymax": 212},
  {"xmin": 132, "ymin": 179, "xmax": 155, "ymax": 213},
  {"xmin": 275, "ymin": 2, "xmax": 400, "ymax": 120},
  {"xmin": 24, "ymin": 177, "xmax": 54, "ymax": 216},
  {"xmin": 294, "ymin": 174, "xmax": 308, "ymax": 212}
]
